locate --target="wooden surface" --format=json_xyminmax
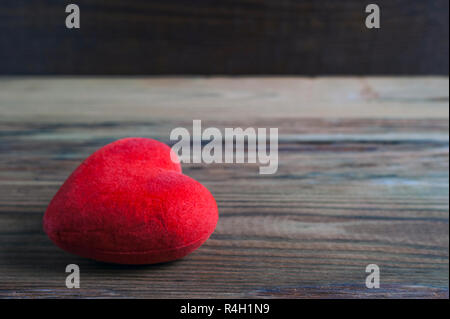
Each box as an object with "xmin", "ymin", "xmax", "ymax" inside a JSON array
[
  {"xmin": 0, "ymin": 0, "xmax": 448, "ymax": 75},
  {"xmin": 0, "ymin": 77, "xmax": 448, "ymax": 298}
]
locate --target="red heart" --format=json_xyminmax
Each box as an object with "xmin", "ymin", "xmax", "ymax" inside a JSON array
[{"xmin": 43, "ymin": 138, "xmax": 218, "ymax": 264}]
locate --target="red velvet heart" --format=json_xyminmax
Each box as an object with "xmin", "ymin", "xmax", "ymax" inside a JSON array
[{"xmin": 43, "ymin": 138, "xmax": 218, "ymax": 264}]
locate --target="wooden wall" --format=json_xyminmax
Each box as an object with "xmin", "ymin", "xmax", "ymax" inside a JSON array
[{"xmin": 0, "ymin": 0, "xmax": 448, "ymax": 75}]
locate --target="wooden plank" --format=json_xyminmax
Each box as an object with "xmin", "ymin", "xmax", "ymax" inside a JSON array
[
  {"xmin": 0, "ymin": 77, "xmax": 448, "ymax": 122},
  {"xmin": 0, "ymin": 0, "xmax": 448, "ymax": 75},
  {"xmin": 0, "ymin": 77, "xmax": 448, "ymax": 298}
]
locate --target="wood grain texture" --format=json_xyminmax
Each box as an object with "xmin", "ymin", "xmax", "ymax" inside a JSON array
[
  {"xmin": 0, "ymin": 77, "xmax": 448, "ymax": 298},
  {"xmin": 0, "ymin": 0, "xmax": 448, "ymax": 75}
]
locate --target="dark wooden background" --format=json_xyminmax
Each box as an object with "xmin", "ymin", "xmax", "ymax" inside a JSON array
[{"xmin": 0, "ymin": 0, "xmax": 448, "ymax": 75}]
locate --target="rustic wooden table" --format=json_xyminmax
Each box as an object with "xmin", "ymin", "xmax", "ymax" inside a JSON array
[{"xmin": 0, "ymin": 77, "xmax": 448, "ymax": 298}]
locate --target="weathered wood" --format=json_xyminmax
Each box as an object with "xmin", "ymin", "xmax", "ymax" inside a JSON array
[{"xmin": 0, "ymin": 77, "xmax": 448, "ymax": 298}]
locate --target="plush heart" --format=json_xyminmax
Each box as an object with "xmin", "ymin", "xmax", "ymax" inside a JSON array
[{"xmin": 43, "ymin": 138, "xmax": 218, "ymax": 264}]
